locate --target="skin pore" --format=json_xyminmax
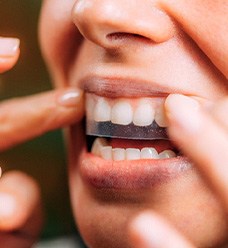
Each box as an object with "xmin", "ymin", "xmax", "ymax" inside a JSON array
[{"xmin": 39, "ymin": 0, "xmax": 228, "ymax": 247}]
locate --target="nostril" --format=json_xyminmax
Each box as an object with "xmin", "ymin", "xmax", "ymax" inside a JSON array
[{"xmin": 106, "ymin": 32, "xmax": 152, "ymax": 44}]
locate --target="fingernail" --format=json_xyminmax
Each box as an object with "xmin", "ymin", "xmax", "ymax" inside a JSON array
[
  {"xmin": 0, "ymin": 37, "xmax": 20, "ymax": 57},
  {"xmin": 58, "ymin": 88, "xmax": 84, "ymax": 107},
  {"xmin": 0, "ymin": 193, "xmax": 16, "ymax": 218},
  {"xmin": 165, "ymin": 94, "xmax": 201, "ymax": 133}
]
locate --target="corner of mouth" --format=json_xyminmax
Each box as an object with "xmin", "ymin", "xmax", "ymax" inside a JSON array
[{"xmin": 78, "ymin": 87, "xmax": 193, "ymax": 190}]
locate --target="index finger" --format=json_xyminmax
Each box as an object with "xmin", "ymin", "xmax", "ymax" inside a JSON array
[{"xmin": 0, "ymin": 88, "xmax": 84, "ymax": 150}]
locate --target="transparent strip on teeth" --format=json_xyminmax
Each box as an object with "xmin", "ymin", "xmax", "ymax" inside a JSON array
[
  {"xmin": 86, "ymin": 93, "xmax": 168, "ymax": 140},
  {"xmin": 86, "ymin": 120, "xmax": 168, "ymax": 140}
]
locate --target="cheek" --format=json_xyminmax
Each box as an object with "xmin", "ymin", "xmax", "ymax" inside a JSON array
[{"xmin": 160, "ymin": 0, "xmax": 228, "ymax": 79}]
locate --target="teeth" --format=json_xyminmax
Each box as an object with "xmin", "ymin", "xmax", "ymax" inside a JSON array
[
  {"xmin": 91, "ymin": 138, "xmax": 177, "ymax": 161},
  {"xmin": 159, "ymin": 150, "xmax": 176, "ymax": 159},
  {"xmin": 94, "ymin": 98, "xmax": 111, "ymax": 122},
  {"xmin": 126, "ymin": 148, "xmax": 141, "ymax": 160},
  {"xmin": 155, "ymin": 104, "xmax": 168, "ymax": 127},
  {"xmin": 100, "ymin": 146, "xmax": 112, "ymax": 160},
  {"xmin": 141, "ymin": 147, "xmax": 159, "ymax": 159},
  {"xmin": 86, "ymin": 95, "xmax": 96, "ymax": 121},
  {"xmin": 111, "ymin": 101, "xmax": 133, "ymax": 125},
  {"xmin": 91, "ymin": 138, "xmax": 108, "ymax": 156},
  {"xmin": 133, "ymin": 100, "xmax": 155, "ymax": 126},
  {"xmin": 86, "ymin": 94, "xmax": 168, "ymax": 128},
  {"xmin": 113, "ymin": 148, "xmax": 126, "ymax": 161}
]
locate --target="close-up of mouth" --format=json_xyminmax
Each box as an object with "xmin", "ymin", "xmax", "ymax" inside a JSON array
[{"xmin": 79, "ymin": 82, "xmax": 193, "ymax": 190}]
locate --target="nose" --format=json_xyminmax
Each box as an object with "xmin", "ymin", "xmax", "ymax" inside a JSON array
[{"xmin": 72, "ymin": 0, "xmax": 176, "ymax": 49}]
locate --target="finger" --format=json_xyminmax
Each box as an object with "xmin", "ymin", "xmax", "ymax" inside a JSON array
[
  {"xmin": 129, "ymin": 212, "xmax": 194, "ymax": 248},
  {"xmin": 0, "ymin": 171, "xmax": 42, "ymax": 231},
  {"xmin": 0, "ymin": 37, "xmax": 20, "ymax": 73},
  {"xmin": 211, "ymin": 98, "xmax": 228, "ymax": 131},
  {"xmin": 0, "ymin": 87, "xmax": 84, "ymax": 150},
  {"xmin": 165, "ymin": 94, "xmax": 228, "ymax": 208}
]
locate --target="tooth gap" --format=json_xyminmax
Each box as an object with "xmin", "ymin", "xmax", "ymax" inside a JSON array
[{"xmin": 86, "ymin": 135, "xmax": 96, "ymax": 152}]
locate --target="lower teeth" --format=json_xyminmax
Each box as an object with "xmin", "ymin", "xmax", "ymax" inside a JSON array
[{"xmin": 90, "ymin": 137, "xmax": 177, "ymax": 161}]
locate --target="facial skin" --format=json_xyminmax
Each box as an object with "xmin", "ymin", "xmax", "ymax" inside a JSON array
[{"xmin": 40, "ymin": 1, "xmax": 228, "ymax": 247}]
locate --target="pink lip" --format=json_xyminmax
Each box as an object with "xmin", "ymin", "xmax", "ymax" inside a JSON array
[
  {"xmin": 79, "ymin": 75, "xmax": 190, "ymax": 98},
  {"xmin": 78, "ymin": 78, "xmax": 193, "ymax": 190},
  {"xmin": 80, "ymin": 150, "xmax": 193, "ymax": 190}
]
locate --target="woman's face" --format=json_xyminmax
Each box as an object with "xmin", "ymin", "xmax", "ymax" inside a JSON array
[{"xmin": 40, "ymin": 1, "xmax": 228, "ymax": 247}]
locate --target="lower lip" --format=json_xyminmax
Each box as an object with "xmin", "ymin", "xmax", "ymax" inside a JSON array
[{"xmin": 80, "ymin": 151, "xmax": 193, "ymax": 190}]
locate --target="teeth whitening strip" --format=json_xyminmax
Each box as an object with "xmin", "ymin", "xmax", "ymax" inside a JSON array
[
  {"xmin": 85, "ymin": 93, "xmax": 168, "ymax": 140},
  {"xmin": 86, "ymin": 120, "xmax": 168, "ymax": 140}
]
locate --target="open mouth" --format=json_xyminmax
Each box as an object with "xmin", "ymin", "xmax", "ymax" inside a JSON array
[
  {"xmin": 86, "ymin": 92, "xmax": 180, "ymax": 160},
  {"xmin": 79, "ymin": 92, "xmax": 192, "ymax": 190}
]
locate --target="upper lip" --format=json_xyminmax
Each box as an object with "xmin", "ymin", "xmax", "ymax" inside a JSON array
[
  {"xmin": 78, "ymin": 75, "xmax": 194, "ymax": 190},
  {"xmin": 79, "ymin": 75, "xmax": 191, "ymax": 98}
]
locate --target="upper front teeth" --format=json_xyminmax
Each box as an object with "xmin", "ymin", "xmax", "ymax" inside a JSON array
[
  {"xmin": 133, "ymin": 99, "xmax": 155, "ymax": 126},
  {"xmin": 91, "ymin": 138, "xmax": 177, "ymax": 161},
  {"xmin": 111, "ymin": 101, "xmax": 133, "ymax": 125},
  {"xmin": 86, "ymin": 93, "xmax": 168, "ymax": 128}
]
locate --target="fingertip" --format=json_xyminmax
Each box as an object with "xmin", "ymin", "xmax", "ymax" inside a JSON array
[
  {"xmin": 57, "ymin": 87, "xmax": 84, "ymax": 107},
  {"xmin": 0, "ymin": 37, "xmax": 20, "ymax": 56},
  {"xmin": 0, "ymin": 37, "xmax": 20, "ymax": 73},
  {"xmin": 165, "ymin": 94, "xmax": 201, "ymax": 135},
  {"xmin": 0, "ymin": 53, "xmax": 20, "ymax": 73},
  {"xmin": 56, "ymin": 87, "xmax": 85, "ymax": 122},
  {"xmin": 0, "ymin": 192, "xmax": 17, "ymax": 223},
  {"xmin": 0, "ymin": 171, "xmax": 41, "ymax": 231}
]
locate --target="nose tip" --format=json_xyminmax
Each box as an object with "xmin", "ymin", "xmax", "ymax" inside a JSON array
[{"xmin": 72, "ymin": 0, "xmax": 176, "ymax": 49}]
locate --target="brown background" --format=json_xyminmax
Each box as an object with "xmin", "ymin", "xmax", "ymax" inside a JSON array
[{"xmin": 0, "ymin": 0, "xmax": 76, "ymax": 239}]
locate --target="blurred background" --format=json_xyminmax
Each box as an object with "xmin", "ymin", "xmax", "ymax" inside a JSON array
[{"xmin": 0, "ymin": 0, "xmax": 79, "ymax": 242}]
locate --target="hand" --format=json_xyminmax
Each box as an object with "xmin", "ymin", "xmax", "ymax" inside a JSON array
[
  {"xmin": 129, "ymin": 94, "xmax": 228, "ymax": 248},
  {"xmin": 0, "ymin": 37, "xmax": 84, "ymax": 150},
  {"xmin": 0, "ymin": 171, "xmax": 42, "ymax": 248},
  {"xmin": 0, "ymin": 36, "xmax": 84, "ymax": 247}
]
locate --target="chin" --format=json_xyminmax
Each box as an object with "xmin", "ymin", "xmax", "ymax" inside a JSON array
[{"xmin": 67, "ymin": 123, "xmax": 228, "ymax": 248}]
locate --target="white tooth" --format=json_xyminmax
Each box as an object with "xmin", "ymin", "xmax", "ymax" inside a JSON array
[
  {"xmin": 133, "ymin": 101, "xmax": 155, "ymax": 126},
  {"xmin": 100, "ymin": 146, "xmax": 113, "ymax": 160},
  {"xmin": 112, "ymin": 148, "xmax": 126, "ymax": 161},
  {"xmin": 159, "ymin": 150, "xmax": 176, "ymax": 159},
  {"xmin": 111, "ymin": 101, "xmax": 133, "ymax": 125},
  {"xmin": 94, "ymin": 98, "xmax": 111, "ymax": 122},
  {"xmin": 155, "ymin": 104, "xmax": 168, "ymax": 127},
  {"xmin": 141, "ymin": 147, "xmax": 159, "ymax": 159},
  {"xmin": 86, "ymin": 95, "xmax": 95, "ymax": 120},
  {"xmin": 126, "ymin": 148, "xmax": 141, "ymax": 160},
  {"xmin": 91, "ymin": 138, "xmax": 108, "ymax": 156}
]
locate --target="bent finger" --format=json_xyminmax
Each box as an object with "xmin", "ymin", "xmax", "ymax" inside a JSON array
[
  {"xmin": 129, "ymin": 211, "xmax": 194, "ymax": 248},
  {"xmin": 0, "ymin": 171, "xmax": 42, "ymax": 232},
  {"xmin": 166, "ymin": 94, "xmax": 228, "ymax": 208},
  {"xmin": 0, "ymin": 87, "xmax": 84, "ymax": 150},
  {"xmin": 0, "ymin": 37, "xmax": 20, "ymax": 73}
]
